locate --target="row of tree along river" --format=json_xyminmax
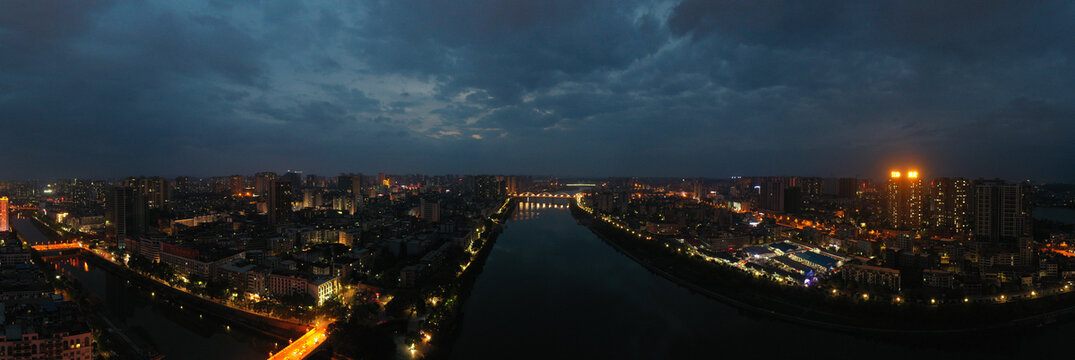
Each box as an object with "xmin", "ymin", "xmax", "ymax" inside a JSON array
[
  {"xmin": 13, "ymin": 218, "xmax": 284, "ymax": 360},
  {"xmin": 447, "ymin": 197, "xmax": 1075, "ymax": 359}
]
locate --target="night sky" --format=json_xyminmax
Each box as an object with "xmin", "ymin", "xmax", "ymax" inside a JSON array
[{"xmin": 2, "ymin": 1, "xmax": 1073, "ymax": 181}]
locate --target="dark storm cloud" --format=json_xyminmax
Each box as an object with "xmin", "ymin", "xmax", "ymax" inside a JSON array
[
  {"xmin": 1, "ymin": 0, "xmax": 1073, "ymax": 180},
  {"xmin": 355, "ymin": 0, "xmax": 666, "ymax": 104}
]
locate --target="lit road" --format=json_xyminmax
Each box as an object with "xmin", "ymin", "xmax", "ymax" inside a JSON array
[{"xmin": 268, "ymin": 323, "xmax": 329, "ymax": 360}]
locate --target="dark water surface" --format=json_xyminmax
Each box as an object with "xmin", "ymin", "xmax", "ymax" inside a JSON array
[
  {"xmin": 1036, "ymin": 207, "xmax": 1075, "ymax": 225},
  {"xmin": 14, "ymin": 218, "xmax": 275, "ymax": 360},
  {"xmin": 450, "ymin": 199, "xmax": 1075, "ymax": 359}
]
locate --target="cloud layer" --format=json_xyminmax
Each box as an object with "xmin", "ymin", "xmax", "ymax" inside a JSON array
[{"xmin": 2, "ymin": 0, "xmax": 1073, "ymax": 181}]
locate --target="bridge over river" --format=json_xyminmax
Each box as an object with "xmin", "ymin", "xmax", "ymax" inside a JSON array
[{"xmin": 13, "ymin": 218, "xmax": 282, "ymax": 360}]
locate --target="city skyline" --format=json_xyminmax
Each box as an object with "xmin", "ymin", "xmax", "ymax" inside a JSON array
[
  {"xmin": 5, "ymin": 2, "xmax": 1075, "ymax": 359},
  {"xmin": 3, "ymin": 1, "xmax": 1075, "ymax": 181}
]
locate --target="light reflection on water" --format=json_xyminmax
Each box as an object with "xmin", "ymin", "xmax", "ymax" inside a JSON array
[
  {"xmin": 15, "ymin": 218, "xmax": 274, "ymax": 360},
  {"xmin": 450, "ymin": 199, "xmax": 1075, "ymax": 359}
]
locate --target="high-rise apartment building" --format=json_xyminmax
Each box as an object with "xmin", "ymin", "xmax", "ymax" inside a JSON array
[
  {"xmin": 759, "ymin": 178, "xmax": 787, "ymax": 212},
  {"xmin": 106, "ymin": 187, "xmax": 145, "ymax": 248},
  {"xmin": 269, "ymin": 180, "xmax": 293, "ymax": 226},
  {"xmin": 838, "ymin": 178, "xmax": 860, "ymax": 198},
  {"xmin": 351, "ymin": 174, "xmax": 364, "ymax": 215},
  {"xmin": 377, "ymin": 173, "xmax": 389, "ymax": 187},
  {"xmin": 973, "ymin": 180, "xmax": 1032, "ymax": 250},
  {"xmin": 886, "ymin": 170, "xmax": 924, "ymax": 229},
  {"xmin": 302, "ymin": 189, "xmax": 317, "ymax": 209},
  {"xmin": 305, "ymin": 174, "xmax": 323, "ymax": 187},
  {"xmin": 229, "ymin": 175, "xmax": 245, "ymax": 196},
  {"xmin": 0, "ymin": 196, "xmax": 9, "ymax": 232},
  {"xmin": 71, "ymin": 179, "xmax": 107, "ymax": 205},
  {"xmin": 335, "ymin": 174, "xmax": 365, "ymax": 214},
  {"xmin": 132, "ymin": 177, "xmax": 171, "ymax": 209},
  {"xmin": 505, "ymin": 176, "xmax": 532, "ymax": 195},
  {"xmin": 929, "ymin": 177, "xmax": 970, "ymax": 234},
  {"xmin": 472, "ymin": 175, "xmax": 504, "ymax": 200},
  {"xmin": 174, "ymin": 176, "xmax": 192, "ymax": 195},
  {"xmin": 254, "ymin": 172, "xmax": 277, "ymax": 196},
  {"xmin": 337, "ymin": 174, "xmax": 353, "ymax": 193},
  {"xmin": 121, "ymin": 177, "xmax": 168, "ymax": 208},
  {"xmin": 419, "ymin": 198, "xmax": 440, "ymax": 223},
  {"xmin": 281, "ymin": 171, "xmax": 303, "ymax": 189}
]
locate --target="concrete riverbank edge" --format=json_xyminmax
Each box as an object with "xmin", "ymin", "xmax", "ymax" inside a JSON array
[
  {"xmin": 569, "ymin": 202, "xmax": 1075, "ymax": 335},
  {"xmin": 80, "ymin": 250, "xmax": 309, "ymax": 341},
  {"xmin": 427, "ymin": 197, "xmax": 516, "ymax": 359}
]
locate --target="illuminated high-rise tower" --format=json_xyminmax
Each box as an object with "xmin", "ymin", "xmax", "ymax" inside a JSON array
[
  {"xmin": 886, "ymin": 170, "xmax": 924, "ymax": 229},
  {"xmin": 0, "ymin": 196, "xmax": 9, "ymax": 232}
]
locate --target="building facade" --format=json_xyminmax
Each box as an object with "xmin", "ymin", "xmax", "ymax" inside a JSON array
[{"xmin": 886, "ymin": 170, "xmax": 924, "ymax": 229}]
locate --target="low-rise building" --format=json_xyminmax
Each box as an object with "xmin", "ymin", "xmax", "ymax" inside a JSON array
[
  {"xmin": 307, "ymin": 276, "xmax": 340, "ymax": 306},
  {"xmin": 841, "ymin": 264, "xmax": 901, "ymax": 291},
  {"xmin": 159, "ymin": 243, "xmax": 245, "ymax": 278},
  {"xmin": 0, "ymin": 302, "xmax": 93, "ymax": 360},
  {"xmin": 400, "ymin": 265, "xmax": 423, "ymax": 288},
  {"xmin": 266, "ymin": 272, "xmax": 340, "ymax": 305},
  {"xmin": 922, "ymin": 269, "xmax": 957, "ymax": 289},
  {"xmin": 0, "ymin": 246, "xmax": 30, "ymax": 266},
  {"xmin": 267, "ymin": 272, "xmax": 308, "ymax": 298},
  {"xmin": 216, "ymin": 261, "xmax": 258, "ymax": 293}
]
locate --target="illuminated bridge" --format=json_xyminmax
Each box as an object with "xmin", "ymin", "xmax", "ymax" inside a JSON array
[
  {"xmin": 31, "ymin": 243, "xmax": 83, "ymax": 252},
  {"xmin": 267, "ymin": 323, "xmax": 328, "ymax": 360},
  {"xmin": 510, "ymin": 192, "xmax": 579, "ymax": 199}
]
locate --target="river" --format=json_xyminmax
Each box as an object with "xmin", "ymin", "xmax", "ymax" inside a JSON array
[
  {"xmin": 450, "ymin": 198, "xmax": 1075, "ymax": 359},
  {"xmin": 12, "ymin": 218, "xmax": 276, "ymax": 360},
  {"xmin": 1035, "ymin": 207, "xmax": 1075, "ymax": 225}
]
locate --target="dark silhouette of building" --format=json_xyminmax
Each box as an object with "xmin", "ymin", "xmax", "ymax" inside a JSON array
[
  {"xmin": 269, "ymin": 180, "xmax": 293, "ymax": 226},
  {"xmin": 838, "ymin": 178, "xmax": 860, "ymax": 198},
  {"xmin": 929, "ymin": 177, "xmax": 970, "ymax": 234},
  {"xmin": 125, "ymin": 176, "xmax": 171, "ymax": 209},
  {"xmin": 254, "ymin": 172, "xmax": 277, "ymax": 196},
  {"xmin": 973, "ymin": 180, "xmax": 1032, "ymax": 250},
  {"xmin": 106, "ymin": 186, "xmax": 145, "ymax": 248},
  {"xmin": 228, "ymin": 175, "xmax": 244, "ymax": 196},
  {"xmin": 419, "ymin": 198, "xmax": 440, "ymax": 223},
  {"xmin": 759, "ymin": 178, "xmax": 787, "ymax": 212},
  {"xmin": 783, "ymin": 187, "xmax": 803, "ymax": 214}
]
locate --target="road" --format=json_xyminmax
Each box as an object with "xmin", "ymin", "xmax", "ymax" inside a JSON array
[{"xmin": 267, "ymin": 323, "xmax": 329, "ymax": 360}]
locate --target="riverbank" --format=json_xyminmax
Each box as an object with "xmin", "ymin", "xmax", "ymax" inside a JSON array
[
  {"xmin": 81, "ymin": 250, "xmax": 308, "ymax": 341},
  {"xmin": 426, "ymin": 198, "xmax": 516, "ymax": 359},
  {"xmin": 18, "ymin": 216, "xmax": 307, "ymax": 343},
  {"xmin": 569, "ymin": 202, "xmax": 1075, "ymax": 335}
]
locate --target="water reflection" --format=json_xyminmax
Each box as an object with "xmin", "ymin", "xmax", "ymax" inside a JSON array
[
  {"xmin": 512, "ymin": 198, "xmax": 572, "ymax": 221},
  {"xmin": 451, "ymin": 199, "xmax": 1075, "ymax": 359},
  {"xmin": 15, "ymin": 219, "xmax": 274, "ymax": 360}
]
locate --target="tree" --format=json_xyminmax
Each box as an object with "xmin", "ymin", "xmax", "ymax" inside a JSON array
[
  {"xmin": 328, "ymin": 321, "xmax": 395, "ymax": 360},
  {"xmin": 204, "ymin": 279, "xmax": 231, "ymax": 299}
]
